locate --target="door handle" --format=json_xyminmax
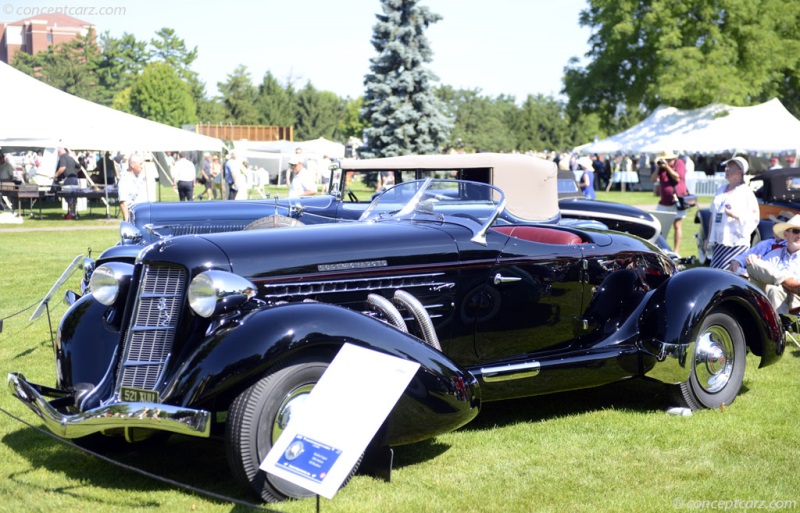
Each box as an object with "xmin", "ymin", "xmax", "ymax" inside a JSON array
[{"xmin": 494, "ymin": 273, "xmax": 522, "ymax": 285}]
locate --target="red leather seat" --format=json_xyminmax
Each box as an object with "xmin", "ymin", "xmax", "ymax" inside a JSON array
[{"xmin": 493, "ymin": 225, "xmax": 583, "ymax": 245}]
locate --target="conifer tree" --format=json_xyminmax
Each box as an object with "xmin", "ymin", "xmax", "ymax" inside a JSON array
[{"xmin": 360, "ymin": 0, "xmax": 452, "ymax": 158}]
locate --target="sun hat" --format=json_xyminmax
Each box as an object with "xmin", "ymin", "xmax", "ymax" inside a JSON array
[
  {"xmin": 577, "ymin": 156, "xmax": 593, "ymax": 170},
  {"xmin": 289, "ymin": 155, "xmax": 303, "ymax": 166},
  {"xmin": 772, "ymin": 214, "xmax": 800, "ymax": 238},
  {"xmin": 658, "ymin": 151, "xmax": 679, "ymax": 161},
  {"xmin": 723, "ymin": 156, "xmax": 749, "ymax": 174}
]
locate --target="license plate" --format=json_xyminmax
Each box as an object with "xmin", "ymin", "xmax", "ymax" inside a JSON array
[{"xmin": 120, "ymin": 386, "xmax": 159, "ymax": 403}]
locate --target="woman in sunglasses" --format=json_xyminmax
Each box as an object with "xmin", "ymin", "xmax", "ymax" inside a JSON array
[{"xmin": 706, "ymin": 156, "xmax": 759, "ymax": 270}]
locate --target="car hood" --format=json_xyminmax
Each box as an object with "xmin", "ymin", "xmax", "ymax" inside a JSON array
[{"xmin": 141, "ymin": 220, "xmax": 466, "ymax": 281}]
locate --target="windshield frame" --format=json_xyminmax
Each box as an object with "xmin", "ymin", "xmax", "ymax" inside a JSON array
[{"xmin": 359, "ymin": 179, "xmax": 506, "ymax": 245}]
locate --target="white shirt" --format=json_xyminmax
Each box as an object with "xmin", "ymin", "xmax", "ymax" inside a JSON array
[
  {"xmin": 708, "ymin": 183, "xmax": 759, "ymax": 247},
  {"xmin": 289, "ymin": 168, "xmax": 317, "ymax": 198},
  {"xmin": 118, "ymin": 171, "xmax": 148, "ymax": 209},
  {"xmin": 171, "ymin": 158, "xmax": 196, "ymax": 182}
]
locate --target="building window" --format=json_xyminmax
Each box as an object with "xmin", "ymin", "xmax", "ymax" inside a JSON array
[{"xmin": 47, "ymin": 33, "xmax": 53, "ymax": 43}]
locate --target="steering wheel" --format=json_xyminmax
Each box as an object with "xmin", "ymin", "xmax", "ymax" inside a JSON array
[{"xmin": 347, "ymin": 190, "xmax": 359, "ymax": 202}]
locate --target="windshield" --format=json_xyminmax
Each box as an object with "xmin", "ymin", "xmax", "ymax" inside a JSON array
[{"xmin": 359, "ymin": 179, "xmax": 506, "ymax": 243}]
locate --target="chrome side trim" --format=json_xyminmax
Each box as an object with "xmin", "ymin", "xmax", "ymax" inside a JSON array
[
  {"xmin": 478, "ymin": 361, "xmax": 541, "ymax": 382},
  {"xmin": 8, "ymin": 372, "xmax": 211, "ymax": 439},
  {"xmin": 260, "ymin": 272, "xmax": 453, "ymax": 299},
  {"xmin": 642, "ymin": 338, "xmax": 694, "ymax": 384}
]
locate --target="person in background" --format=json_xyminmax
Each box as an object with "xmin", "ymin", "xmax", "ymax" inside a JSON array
[
  {"xmin": 745, "ymin": 214, "xmax": 800, "ymax": 314},
  {"xmin": 97, "ymin": 151, "xmax": 118, "ymax": 185},
  {"xmin": 652, "ymin": 151, "xmax": 688, "ymax": 251},
  {"xmin": 118, "ymin": 153, "xmax": 147, "ymax": 222},
  {"xmin": 0, "ymin": 152, "xmax": 15, "ymax": 211},
  {"xmin": 591, "ymin": 154, "xmax": 607, "ymax": 190},
  {"xmin": 706, "ymin": 156, "xmax": 759, "ymax": 270},
  {"xmin": 288, "ymin": 155, "xmax": 317, "ymax": 198},
  {"xmin": 210, "ymin": 154, "xmax": 223, "ymax": 200},
  {"xmin": 577, "ymin": 156, "xmax": 596, "ymax": 200},
  {"xmin": 728, "ymin": 210, "xmax": 792, "ymax": 277},
  {"xmin": 196, "ymin": 152, "xmax": 213, "ymax": 200},
  {"xmin": 769, "ymin": 157, "xmax": 782, "ymax": 170},
  {"xmin": 171, "ymin": 151, "xmax": 196, "ymax": 201},
  {"xmin": 52, "ymin": 148, "xmax": 82, "ymax": 219}
]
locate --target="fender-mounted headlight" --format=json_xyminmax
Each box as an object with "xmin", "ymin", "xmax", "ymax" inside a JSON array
[
  {"xmin": 188, "ymin": 270, "xmax": 257, "ymax": 318},
  {"xmin": 89, "ymin": 262, "xmax": 134, "ymax": 305},
  {"xmin": 119, "ymin": 221, "xmax": 143, "ymax": 245}
]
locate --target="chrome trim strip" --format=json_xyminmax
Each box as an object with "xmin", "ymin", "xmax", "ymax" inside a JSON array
[
  {"xmin": 478, "ymin": 361, "xmax": 541, "ymax": 382},
  {"xmin": 259, "ymin": 272, "xmax": 453, "ymax": 299},
  {"xmin": 8, "ymin": 373, "xmax": 211, "ymax": 439}
]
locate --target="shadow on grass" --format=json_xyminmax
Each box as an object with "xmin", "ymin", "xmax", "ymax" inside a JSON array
[{"xmin": 2, "ymin": 427, "xmax": 269, "ymax": 511}]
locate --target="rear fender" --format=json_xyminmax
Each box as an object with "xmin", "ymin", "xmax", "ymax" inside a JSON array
[
  {"xmin": 163, "ymin": 301, "xmax": 480, "ymax": 446},
  {"xmin": 639, "ymin": 268, "xmax": 784, "ymax": 384}
]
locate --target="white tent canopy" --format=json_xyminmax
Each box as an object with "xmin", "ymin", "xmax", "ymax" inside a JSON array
[
  {"xmin": 0, "ymin": 62, "xmax": 223, "ymax": 152},
  {"xmin": 238, "ymin": 137, "xmax": 345, "ymax": 158},
  {"xmin": 578, "ymin": 99, "xmax": 800, "ymax": 155}
]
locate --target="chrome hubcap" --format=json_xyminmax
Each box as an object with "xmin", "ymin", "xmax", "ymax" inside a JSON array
[
  {"xmin": 272, "ymin": 384, "xmax": 314, "ymax": 444},
  {"xmin": 695, "ymin": 326, "xmax": 734, "ymax": 393}
]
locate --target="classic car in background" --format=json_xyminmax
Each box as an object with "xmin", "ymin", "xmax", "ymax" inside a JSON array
[
  {"xmin": 694, "ymin": 167, "xmax": 800, "ymax": 264},
  {"xmin": 10, "ymin": 178, "xmax": 784, "ymax": 502},
  {"xmin": 84, "ymin": 154, "xmax": 668, "ymax": 292}
]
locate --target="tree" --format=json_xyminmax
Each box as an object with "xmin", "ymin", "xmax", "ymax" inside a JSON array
[
  {"xmin": 339, "ymin": 96, "xmax": 368, "ymax": 141},
  {"xmin": 563, "ymin": 0, "xmax": 800, "ymax": 132},
  {"xmin": 360, "ymin": 0, "xmax": 453, "ymax": 158},
  {"xmin": 128, "ymin": 62, "xmax": 197, "ymax": 127},
  {"xmin": 436, "ymin": 87, "xmax": 516, "ymax": 152},
  {"xmin": 256, "ymin": 71, "xmax": 297, "ymax": 126},
  {"xmin": 217, "ymin": 65, "xmax": 259, "ymax": 124},
  {"xmin": 149, "ymin": 28, "xmax": 206, "ymax": 105},
  {"xmin": 95, "ymin": 31, "xmax": 148, "ymax": 105},
  {"xmin": 294, "ymin": 83, "xmax": 344, "ymax": 140},
  {"xmin": 13, "ymin": 28, "xmax": 103, "ymax": 102}
]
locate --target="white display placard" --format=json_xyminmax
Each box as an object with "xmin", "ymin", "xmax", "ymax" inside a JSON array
[{"xmin": 260, "ymin": 343, "xmax": 420, "ymax": 499}]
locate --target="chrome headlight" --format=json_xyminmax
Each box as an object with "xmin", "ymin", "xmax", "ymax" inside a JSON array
[
  {"xmin": 119, "ymin": 221, "xmax": 143, "ymax": 245},
  {"xmin": 188, "ymin": 270, "xmax": 257, "ymax": 318},
  {"xmin": 89, "ymin": 262, "xmax": 134, "ymax": 305}
]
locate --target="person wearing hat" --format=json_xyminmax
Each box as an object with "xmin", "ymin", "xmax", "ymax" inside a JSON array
[
  {"xmin": 728, "ymin": 210, "xmax": 793, "ymax": 277},
  {"xmin": 745, "ymin": 214, "xmax": 800, "ymax": 314},
  {"xmin": 769, "ymin": 156, "xmax": 782, "ymax": 170},
  {"xmin": 706, "ymin": 156, "xmax": 759, "ymax": 270},
  {"xmin": 576, "ymin": 156, "xmax": 595, "ymax": 200},
  {"xmin": 651, "ymin": 150, "xmax": 688, "ymax": 250},
  {"xmin": 288, "ymin": 155, "xmax": 317, "ymax": 198}
]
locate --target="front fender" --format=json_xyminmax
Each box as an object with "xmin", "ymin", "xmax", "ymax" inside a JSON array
[
  {"xmin": 162, "ymin": 302, "xmax": 480, "ymax": 446},
  {"xmin": 640, "ymin": 267, "xmax": 784, "ymax": 384}
]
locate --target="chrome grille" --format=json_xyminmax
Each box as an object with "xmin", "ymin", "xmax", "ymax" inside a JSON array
[
  {"xmin": 163, "ymin": 224, "xmax": 248, "ymax": 237},
  {"xmin": 117, "ymin": 264, "xmax": 186, "ymax": 393}
]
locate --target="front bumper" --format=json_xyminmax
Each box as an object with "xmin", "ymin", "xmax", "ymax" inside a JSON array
[{"xmin": 8, "ymin": 372, "xmax": 211, "ymax": 439}]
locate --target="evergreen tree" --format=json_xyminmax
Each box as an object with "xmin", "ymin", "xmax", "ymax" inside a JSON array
[
  {"xmin": 149, "ymin": 28, "xmax": 207, "ymax": 107},
  {"xmin": 360, "ymin": 0, "xmax": 452, "ymax": 158},
  {"xmin": 217, "ymin": 65, "xmax": 259, "ymax": 124},
  {"xmin": 295, "ymin": 83, "xmax": 344, "ymax": 140},
  {"xmin": 256, "ymin": 71, "xmax": 297, "ymax": 126},
  {"xmin": 95, "ymin": 31, "xmax": 148, "ymax": 105}
]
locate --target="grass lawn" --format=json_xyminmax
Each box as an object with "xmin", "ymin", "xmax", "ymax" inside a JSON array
[{"xmin": 0, "ymin": 186, "xmax": 797, "ymax": 512}]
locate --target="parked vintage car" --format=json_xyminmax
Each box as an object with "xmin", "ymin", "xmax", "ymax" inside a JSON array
[
  {"xmin": 9, "ymin": 177, "xmax": 784, "ymax": 502},
  {"xmin": 694, "ymin": 167, "xmax": 800, "ymax": 263},
  {"xmin": 83, "ymin": 153, "xmax": 667, "ymax": 292}
]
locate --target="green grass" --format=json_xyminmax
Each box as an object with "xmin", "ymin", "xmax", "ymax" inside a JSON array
[{"xmin": 1, "ymin": 188, "xmax": 797, "ymax": 512}]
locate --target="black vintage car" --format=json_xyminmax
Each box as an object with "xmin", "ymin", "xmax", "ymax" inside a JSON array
[
  {"xmin": 9, "ymin": 178, "xmax": 784, "ymax": 503},
  {"xmin": 695, "ymin": 167, "xmax": 800, "ymax": 263},
  {"xmin": 84, "ymin": 154, "xmax": 666, "ymax": 292}
]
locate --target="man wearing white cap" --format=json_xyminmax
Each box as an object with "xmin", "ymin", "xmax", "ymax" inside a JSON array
[
  {"xmin": 288, "ymin": 155, "xmax": 317, "ymax": 198},
  {"xmin": 746, "ymin": 214, "xmax": 800, "ymax": 314}
]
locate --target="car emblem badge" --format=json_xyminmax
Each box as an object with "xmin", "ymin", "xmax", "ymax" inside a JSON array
[{"xmin": 156, "ymin": 297, "xmax": 171, "ymax": 326}]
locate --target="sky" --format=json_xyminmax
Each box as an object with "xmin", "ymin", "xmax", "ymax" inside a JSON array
[{"xmin": 5, "ymin": 0, "xmax": 593, "ymax": 102}]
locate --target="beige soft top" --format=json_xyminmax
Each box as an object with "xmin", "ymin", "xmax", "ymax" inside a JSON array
[{"xmin": 339, "ymin": 153, "xmax": 558, "ymax": 222}]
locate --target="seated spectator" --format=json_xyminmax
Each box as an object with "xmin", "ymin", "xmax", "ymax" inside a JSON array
[
  {"xmin": 728, "ymin": 211, "xmax": 793, "ymax": 277},
  {"xmin": 746, "ymin": 214, "xmax": 800, "ymax": 314}
]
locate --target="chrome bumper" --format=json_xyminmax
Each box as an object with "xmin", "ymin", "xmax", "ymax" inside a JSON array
[{"xmin": 8, "ymin": 372, "xmax": 211, "ymax": 439}]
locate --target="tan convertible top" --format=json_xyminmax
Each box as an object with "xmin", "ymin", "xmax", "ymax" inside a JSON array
[{"xmin": 338, "ymin": 153, "xmax": 559, "ymax": 222}]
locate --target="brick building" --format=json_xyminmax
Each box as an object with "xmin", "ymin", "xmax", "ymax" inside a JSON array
[{"xmin": 0, "ymin": 13, "xmax": 94, "ymax": 64}]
